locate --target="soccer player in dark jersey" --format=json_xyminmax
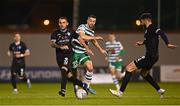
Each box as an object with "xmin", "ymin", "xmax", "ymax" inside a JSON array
[
  {"xmin": 110, "ymin": 13, "xmax": 178, "ymax": 98},
  {"xmin": 7, "ymin": 33, "xmax": 31, "ymax": 94},
  {"xmin": 50, "ymin": 17, "xmax": 102, "ymax": 97}
]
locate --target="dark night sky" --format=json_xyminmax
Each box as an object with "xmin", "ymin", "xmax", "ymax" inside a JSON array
[{"xmin": 0, "ymin": 0, "xmax": 179, "ymax": 30}]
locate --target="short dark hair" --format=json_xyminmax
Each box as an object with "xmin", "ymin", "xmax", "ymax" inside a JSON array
[
  {"xmin": 139, "ymin": 13, "xmax": 152, "ymax": 20},
  {"xmin": 88, "ymin": 14, "xmax": 96, "ymax": 19},
  {"xmin": 59, "ymin": 16, "xmax": 68, "ymax": 22}
]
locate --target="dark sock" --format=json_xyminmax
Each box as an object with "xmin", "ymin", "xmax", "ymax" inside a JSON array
[
  {"xmin": 72, "ymin": 69, "xmax": 78, "ymax": 92},
  {"xmin": 21, "ymin": 74, "xmax": 28, "ymax": 82},
  {"xmin": 11, "ymin": 75, "xmax": 17, "ymax": 89},
  {"xmin": 68, "ymin": 76, "xmax": 84, "ymax": 88},
  {"xmin": 142, "ymin": 74, "xmax": 160, "ymax": 91},
  {"xmin": 60, "ymin": 69, "xmax": 67, "ymax": 91},
  {"xmin": 120, "ymin": 71, "xmax": 132, "ymax": 92}
]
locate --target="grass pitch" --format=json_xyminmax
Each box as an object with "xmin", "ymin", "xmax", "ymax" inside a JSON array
[{"xmin": 0, "ymin": 82, "xmax": 180, "ymax": 105}]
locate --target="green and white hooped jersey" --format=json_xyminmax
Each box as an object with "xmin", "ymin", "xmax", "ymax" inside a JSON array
[
  {"xmin": 71, "ymin": 24, "xmax": 95, "ymax": 53},
  {"xmin": 105, "ymin": 41, "xmax": 124, "ymax": 62}
]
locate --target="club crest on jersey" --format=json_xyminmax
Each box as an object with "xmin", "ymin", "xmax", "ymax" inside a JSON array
[
  {"xmin": 18, "ymin": 46, "xmax": 22, "ymax": 49},
  {"xmin": 66, "ymin": 32, "xmax": 71, "ymax": 36},
  {"xmin": 145, "ymin": 30, "xmax": 147, "ymax": 34}
]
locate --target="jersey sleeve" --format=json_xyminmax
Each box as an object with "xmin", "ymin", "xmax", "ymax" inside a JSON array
[
  {"xmin": 76, "ymin": 24, "xmax": 86, "ymax": 34},
  {"xmin": 155, "ymin": 28, "xmax": 169, "ymax": 45},
  {"xmin": 50, "ymin": 31, "xmax": 57, "ymax": 42},
  {"xmin": 72, "ymin": 30, "xmax": 79, "ymax": 39},
  {"xmin": 9, "ymin": 44, "xmax": 12, "ymax": 51},
  {"xmin": 22, "ymin": 42, "xmax": 29, "ymax": 51},
  {"xmin": 118, "ymin": 42, "xmax": 125, "ymax": 56}
]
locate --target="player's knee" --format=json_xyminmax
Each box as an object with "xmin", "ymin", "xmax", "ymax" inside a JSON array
[
  {"xmin": 67, "ymin": 72, "xmax": 72, "ymax": 78},
  {"xmin": 140, "ymin": 69, "xmax": 149, "ymax": 77},
  {"xmin": 12, "ymin": 72, "xmax": 16, "ymax": 76},
  {"xmin": 86, "ymin": 64, "xmax": 93, "ymax": 72},
  {"xmin": 87, "ymin": 67, "xmax": 93, "ymax": 72},
  {"xmin": 126, "ymin": 66, "xmax": 133, "ymax": 72},
  {"xmin": 61, "ymin": 66, "xmax": 68, "ymax": 72}
]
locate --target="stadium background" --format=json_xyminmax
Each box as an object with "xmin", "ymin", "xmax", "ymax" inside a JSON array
[
  {"xmin": 0, "ymin": 0, "xmax": 179, "ymax": 82},
  {"xmin": 0, "ymin": 0, "xmax": 180, "ymax": 105}
]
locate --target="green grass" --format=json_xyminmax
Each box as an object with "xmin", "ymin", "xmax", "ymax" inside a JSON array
[{"xmin": 0, "ymin": 82, "xmax": 180, "ymax": 105}]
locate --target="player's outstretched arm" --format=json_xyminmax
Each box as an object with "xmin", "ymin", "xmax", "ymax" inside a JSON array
[
  {"xmin": 50, "ymin": 41, "xmax": 69, "ymax": 50},
  {"xmin": 157, "ymin": 29, "xmax": 178, "ymax": 49},
  {"xmin": 135, "ymin": 41, "xmax": 144, "ymax": 46},
  {"xmin": 79, "ymin": 37, "xmax": 94, "ymax": 56},
  {"xmin": 78, "ymin": 31, "xmax": 103, "ymax": 41},
  {"xmin": 7, "ymin": 51, "xmax": 12, "ymax": 57},
  {"xmin": 92, "ymin": 39, "xmax": 107, "ymax": 56},
  {"xmin": 167, "ymin": 44, "xmax": 178, "ymax": 49}
]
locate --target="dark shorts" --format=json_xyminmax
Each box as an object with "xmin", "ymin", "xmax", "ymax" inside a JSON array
[
  {"xmin": 134, "ymin": 55, "xmax": 159, "ymax": 70},
  {"xmin": 11, "ymin": 61, "xmax": 26, "ymax": 77},
  {"xmin": 56, "ymin": 53, "xmax": 72, "ymax": 70}
]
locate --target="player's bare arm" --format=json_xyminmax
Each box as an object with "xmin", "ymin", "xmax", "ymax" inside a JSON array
[
  {"xmin": 50, "ymin": 41, "xmax": 69, "ymax": 50},
  {"xmin": 135, "ymin": 41, "xmax": 144, "ymax": 46},
  {"xmin": 79, "ymin": 37, "xmax": 94, "ymax": 56},
  {"xmin": 15, "ymin": 49, "xmax": 30, "ymax": 58},
  {"xmin": 157, "ymin": 29, "xmax": 178, "ymax": 49},
  {"xmin": 78, "ymin": 31, "xmax": 103, "ymax": 41},
  {"xmin": 7, "ymin": 50, "xmax": 12, "ymax": 57},
  {"xmin": 92, "ymin": 39, "xmax": 107, "ymax": 56}
]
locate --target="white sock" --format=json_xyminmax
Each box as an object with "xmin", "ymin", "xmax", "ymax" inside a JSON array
[
  {"xmin": 75, "ymin": 85, "xmax": 78, "ymax": 90},
  {"xmin": 27, "ymin": 79, "xmax": 30, "ymax": 83},
  {"xmin": 112, "ymin": 75, "xmax": 120, "ymax": 90},
  {"xmin": 85, "ymin": 71, "xmax": 93, "ymax": 87}
]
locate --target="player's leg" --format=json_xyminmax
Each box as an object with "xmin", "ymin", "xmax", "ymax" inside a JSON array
[
  {"xmin": 58, "ymin": 65, "xmax": 67, "ymax": 97},
  {"xmin": 116, "ymin": 61, "xmax": 126, "ymax": 79},
  {"xmin": 11, "ymin": 65, "xmax": 18, "ymax": 94},
  {"xmin": 21, "ymin": 72, "xmax": 31, "ymax": 89},
  {"xmin": 71, "ymin": 69, "xmax": 79, "ymax": 95},
  {"xmin": 83, "ymin": 60, "xmax": 96, "ymax": 94},
  {"xmin": 72, "ymin": 52, "xmax": 96, "ymax": 94},
  {"xmin": 84, "ymin": 60, "xmax": 93, "ymax": 87},
  {"xmin": 110, "ymin": 61, "xmax": 136, "ymax": 97},
  {"xmin": 109, "ymin": 63, "xmax": 120, "ymax": 90},
  {"xmin": 18, "ymin": 63, "xmax": 31, "ymax": 89},
  {"xmin": 57, "ymin": 55, "xmax": 68, "ymax": 97},
  {"xmin": 66, "ymin": 71, "xmax": 89, "ymax": 93},
  {"xmin": 140, "ymin": 68, "xmax": 165, "ymax": 97}
]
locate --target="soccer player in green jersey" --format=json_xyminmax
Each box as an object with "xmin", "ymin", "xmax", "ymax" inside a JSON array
[
  {"xmin": 105, "ymin": 34, "xmax": 125, "ymax": 91},
  {"xmin": 71, "ymin": 15, "xmax": 107, "ymax": 94}
]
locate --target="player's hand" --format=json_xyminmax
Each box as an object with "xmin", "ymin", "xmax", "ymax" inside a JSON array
[
  {"xmin": 15, "ymin": 54, "xmax": 22, "ymax": 58},
  {"xmin": 94, "ymin": 36, "xmax": 103, "ymax": 40},
  {"xmin": 135, "ymin": 41, "xmax": 144, "ymax": 46},
  {"xmin": 86, "ymin": 48, "xmax": 94, "ymax": 56},
  {"xmin": 60, "ymin": 45, "xmax": 69, "ymax": 50},
  {"xmin": 167, "ymin": 44, "xmax": 178, "ymax": 49},
  {"xmin": 105, "ymin": 57, "xmax": 108, "ymax": 61},
  {"xmin": 100, "ymin": 49, "xmax": 108, "ymax": 56},
  {"xmin": 115, "ymin": 57, "xmax": 121, "ymax": 61},
  {"xmin": 7, "ymin": 51, "xmax": 11, "ymax": 57}
]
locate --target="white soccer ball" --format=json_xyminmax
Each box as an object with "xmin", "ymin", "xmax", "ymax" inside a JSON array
[{"xmin": 76, "ymin": 89, "xmax": 87, "ymax": 99}]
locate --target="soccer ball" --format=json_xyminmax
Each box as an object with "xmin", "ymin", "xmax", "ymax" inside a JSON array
[{"xmin": 76, "ymin": 89, "xmax": 87, "ymax": 99}]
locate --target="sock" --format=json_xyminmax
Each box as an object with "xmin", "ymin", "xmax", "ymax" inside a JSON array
[
  {"xmin": 85, "ymin": 71, "xmax": 93, "ymax": 87},
  {"xmin": 120, "ymin": 71, "xmax": 132, "ymax": 92},
  {"xmin": 72, "ymin": 68, "xmax": 78, "ymax": 91},
  {"xmin": 11, "ymin": 74, "xmax": 17, "ymax": 89},
  {"xmin": 60, "ymin": 69, "xmax": 67, "ymax": 91},
  {"xmin": 27, "ymin": 79, "xmax": 30, "ymax": 83},
  {"xmin": 142, "ymin": 74, "xmax": 160, "ymax": 91},
  {"xmin": 112, "ymin": 75, "xmax": 120, "ymax": 90},
  {"xmin": 68, "ymin": 76, "xmax": 84, "ymax": 88},
  {"xmin": 60, "ymin": 89, "xmax": 66, "ymax": 94}
]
